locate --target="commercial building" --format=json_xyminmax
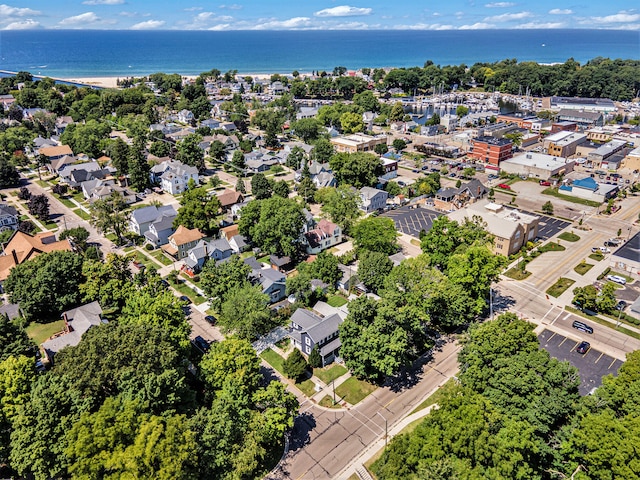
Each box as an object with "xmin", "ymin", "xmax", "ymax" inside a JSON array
[
  {"xmin": 556, "ymin": 109, "xmax": 604, "ymax": 128},
  {"xmin": 559, "ymin": 177, "xmax": 618, "ymax": 203},
  {"xmin": 448, "ymin": 201, "xmax": 539, "ymax": 256},
  {"xmin": 587, "ymin": 140, "xmax": 628, "ymax": 168},
  {"xmin": 500, "ymin": 152, "xmax": 574, "ymax": 179},
  {"xmin": 546, "ymin": 132, "xmax": 588, "ymax": 158},
  {"xmin": 586, "ymin": 126, "xmax": 624, "ymax": 143},
  {"xmin": 469, "ymin": 136, "xmax": 513, "ymax": 167},
  {"xmin": 330, "ymin": 134, "xmax": 387, "ymax": 154},
  {"xmin": 551, "ymin": 121, "xmax": 578, "ymax": 134},
  {"xmin": 609, "ymin": 232, "xmax": 640, "ymax": 277},
  {"xmin": 550, "ymin": 96, "xmax": 616, "ymax": 114},
  {"xmin": 623, "ymin": 147, "xmax": 640, "ymax": 171}
]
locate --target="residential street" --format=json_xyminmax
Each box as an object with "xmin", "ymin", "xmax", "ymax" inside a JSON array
[{"xmin": 267, "ymin": 340, "xmax": 460, "ymax": 480}]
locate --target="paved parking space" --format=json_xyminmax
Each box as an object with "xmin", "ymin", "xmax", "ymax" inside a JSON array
[
  {"xmin": 538, "ymin": 329, "xmax": 620, "ymax": 395},
  {"xmin": 381, "ymin": 205, "xmax": 442, "ymax": 238},
  {"xmin": 534, "ymin": 214, "xmax": 572, "ymax": 241}
]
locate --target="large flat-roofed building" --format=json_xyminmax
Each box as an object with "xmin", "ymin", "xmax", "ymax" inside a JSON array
[
  {"xmin": 550, "ymin": 96, "xmax": 616, "ymax": 113},
  {"xmin": 559, "ymin": 177, "xmax": 619, "ymax": 203},
  {"xmin": 551, "ymin": 121, "xmax": 578, "ymax": 134},
  {"xmin": 448, "ymin": 201, "xmax": 539, "ymax": 256},
  {"xmin": 500, "ymin": 152, "xmax": 575, "ymax": 179},
  {"xmin": 330, "ymin": 134, "xmax": 387, "ymax": 154},
  {"xmin": 469, "ymin": 136, "xmax": 513, "ymax": 167},
  {"xmin": 547, "ymin": 132, "xmax": 588, "ymax": 157},
  {"xmin": 623, "ymin": 147, "xmax": 640, "ymax": 171},
  {"xmin": 587, "ymin": 140, "xmax": 628, "ymax": 168},
  {"xmin": 609, "ymin": 232, "xmax": 640, "ymax": 277},
  {"xmin": 556, "ymin": 109, "xmax": 605, "ymax": 128},
  {"xmin": 586, "ymin": 126, "xmax": 624, "ymax": 143}
]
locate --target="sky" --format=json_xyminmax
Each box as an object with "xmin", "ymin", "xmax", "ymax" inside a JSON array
[{"xmin": 1, "ymin": 1, "xmax": 640, "ymax": 31}]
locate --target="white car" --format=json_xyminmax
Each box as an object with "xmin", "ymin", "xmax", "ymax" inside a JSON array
[{"xmin": 606, "ymin": 274, "xmax": 626, "ymax": 285}]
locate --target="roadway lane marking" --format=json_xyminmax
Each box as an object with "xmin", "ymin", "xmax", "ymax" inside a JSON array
[
  {"xmin": 383, "ymin": 398, "xmax": 395, "ymax": 409},
  {"xmin": 563, "ymin": 314, "xmax": 570, "ymax": 320},
  {"xmin": 595, "ymin": 352, "xmax": 604, "ymax": 364},
  {"xmin": 551, "ymin": 309, "xmax": 564, "ymax": 325}
]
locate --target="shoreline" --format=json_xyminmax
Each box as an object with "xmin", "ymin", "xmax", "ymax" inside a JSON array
[{"xmin": 62, "ymin": 72, "xmax": 313, "ymax": 89}]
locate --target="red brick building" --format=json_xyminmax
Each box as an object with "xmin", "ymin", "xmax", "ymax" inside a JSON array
[{"xmin": 469, "ymin": 136, "xmax": 513, "ymax": 167}]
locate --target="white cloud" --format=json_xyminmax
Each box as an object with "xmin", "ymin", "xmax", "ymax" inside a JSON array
[
  {"xmin": 219, "ymin": 4, "xmax": 242, "ymax": 9},
  {"xmin": 252, "ymin": 17, "xmax": 312, "ymax": 29},
  {"xmin": 549, "ymin": 8, "xmax": 572, "ymax": 15},
  {"xmin": 82, "ymin": 0, "xmax": 124, "ymax": 4},
  {"xmin": 485, "ymin": 2, "xmax": 516, "ymax": 7},
  {"xmin": 459, "ymin": 22, "xmax": 495, "ymax": 29},
  {"xmin": 0, "ymin": 4, "xmax": 41, "ymax": 16},
  {"xmin": 130, "ymin": 19, "xmax": 165, "ymax": 29},
  {"xmin": 208, "ymin": 24, "xmax": 232, "ymax": 30},
  {"xmin": 184, "ymin": 6, "xmax": 203, "ymax": 11},
  {"xmin": 516, "ymin": 21, "xmax": 565, "ymax": 29},
  {"xmin": 393, "ymin": 23, "xmax": 455, "ymax": 30},
  {"xmin": 59, "ymin": 12, "xmax": 100, "ymax": 26},
  {"xmin": 485, "ymin": 11, "xmax": 532, "ymax": 22},
  {"xmin": 314, "ymin": 6, "xmax": 372, "ymax": 17},
  {"xmin": 591, "ymin": 12, "xmax": 640, "ymax": 23},
  {"xmin": 4, "ymin": 19, "xmax": 41, "ymax": 30}
]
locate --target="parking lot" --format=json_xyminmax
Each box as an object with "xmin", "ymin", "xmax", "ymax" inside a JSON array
[
  {"xmin": 382, "ymin": 205, "xmax": 442, "ymax": 238},
  {"xmin": 532, "ymin": 213, "xmax": 571, "ymax": 241},
  {"xmin": 538, "ymin": 329, "xmax": 620, "ymax": 395}
]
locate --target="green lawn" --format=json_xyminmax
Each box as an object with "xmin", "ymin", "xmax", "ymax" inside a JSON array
[
  {"xmin": 73, "ymin": 209, "xmax": 91, "ymax": 220},
  {"xmin": 542, "ymin": 187, "xmax": 601, "ymax": 207},
  {"xmin": 539, "ymin": 242, "xmax": 566, "ymax": 253},
  {"xmin": 150, "ymin": 250, "xmax": 173, "ymax": 266},
  {"xmin": 318, "ymin": 395, "xmax": 342, "ymax": 408},
  {"xmin": 59, "ymin": 197, "xmax": 76, "ymax": 208},
  {"xmin": 410, "ymin": 378, "xmax": 456, "ymax": 415},
  {"xmin": 260, "ymin": 348, "xmax": 285, "ymax": 376},
  {"xmin": 26, "ymin": 319, "xmax": 66, "ymax": 346},
  {"xmin": 589, "ymin": 252, "xmax": 604, "ymax": 262},
  {"xmin": 503, "ymin": 267, "xmax": 531, "ymax": 280},
  {"xmin": 558, "ymin": 232, "xmax": 580, "ymax": 242},
  {"xmin": 574, "ymin": 262, "xmax": 594, "ymax": 275},
  {"xmin": 257, "ymin": 254, "xmax": 270, "ymax": 264},
  {"xmin": 326, "ymin": 295, "xmax": 348, "ymax": 308},
  {"xmin": 609, "ymin": 271, "xmax": 635, "ymax": 283},
  {"xmin": 335, "ymin": 377, "xmax": 377, "ymax": 405},
  {"xmin": 43, "ymin": 220, "xmax": 58, "ymax": 231},
  {"xmin": 296, "ymin": 378, "xmax": 316, "ymax": 397},
  {"xmin": 546, "ymin": 277, "xmax": 575, "ymax": 298},
  {"xmin": 314, "ymin": 364, "xmax": 348, "ymax": 384}
]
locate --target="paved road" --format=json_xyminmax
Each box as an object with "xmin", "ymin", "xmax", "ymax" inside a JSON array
[{"xmin": 269, "ymin": 340, "xmax": 460, "ymax": 480}]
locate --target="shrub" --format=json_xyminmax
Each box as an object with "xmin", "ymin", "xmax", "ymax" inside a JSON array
[
  {"xmin": 144, "ymin": 243, "xmax": 154, "ymax": 251},
  {"xmin": 282, "ymin": 348, "xmax": 308, "ymax": 380},
  {"xmin": 308, "ymin": 345, "xmax": 322, "ymax": 369}
]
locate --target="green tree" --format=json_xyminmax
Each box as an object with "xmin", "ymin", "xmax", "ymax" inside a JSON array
[
  {"xmin": 272, "ymin": 179, "xmax": 290, "ymax": 198},
  {"xmin": 357, "ymin": 250, "xmax": 393, "ymax": 293},
  {"xmin": 27, "ymin": 194, "xmax": 49, "ymax": 221},
  {"xmin": 456, "ymin": 105, "xmax": 470, "ymax": 117},
  {"xmin": 0, "ymin": 354, "xmax": 34, "ymax": 465},
  {"xmin": 572, "ymin": 285, "xmax": 598, "ymax": 311},
  {"xmin": 352, "ymin": 216, "xmax": 398, "ymax": 254},
  {"xmin": 127, "ymin": 137, "xmax": 150, "ymax": 192},
  {"xmin": 308, "ymin": 345, "xmax": 322, "ymax": 369},
  {"xmin": 177, "ymin": 134, "xmax": 205, "ymax": 171},
  {"xmin": 231, "ymin": 149, "xmax": 246, "ymax": 171},
  {"xmin": 374, "ymin": 143, "xmax": 389, "ymax": 156},
  {"xmin": 79, "ymin": 254, "xmax": 134, "ymax": 315},
  {"xmin": 251, "ymin": 172, "xmax": 273, "ymax": 200},
  {"xmin": 297, "ymin": 176, "xmax": 317, "ymax": 203},
  {"xmin": 310, "ymin": 137, "xmax": 334, "ymax": 163},
  {"xmin": 292, "ymin": 118, "xmax": 322, "ymax": 143},
  {"xmin": 339, "ymin": 111, "xmax": 364, "ymax": 133},
  {"xmin": 282, "ymin": 348, "xmax": 308, "ymax": 380},
  {"xmin": 219, "ymin": 284, "xmax": 272, "ymax": 341},
  {"xmin": 315, "ymin": 185, "xmax": 361, "ymax": 233},
  {"xmin": 392, "ymin": 138, "xmax": 407, "ymax": 152},
  {"xmin": 0, "ymin": 316, "xmax": 34, "ymax": 362},
  {"xmin": 353, "ymin": 90, "xmax": 380, "ymax": 113},
  {"xmin": 542, "ymin": 200, "xmax": 554, "ymax": 215},
  {"xmin": 236, "ymin": 177, "xmax": 246, "ymax": 194},
  {"xmin": 90, "ymin": 191, "xmax": 128, "ymax": 245},
  {"xmin": 4, "ymin": 251, "xmax": 84, "ymax": 322},
  {"xmin": 239, "ymin": 197, "xmax": 306, "ymax": 258},
  {"xmin": 200, "ymin": 337, "xmax": 262, "ymax": 394},
  {"xmin": 329, "ymin": 152, "xmax": 382, "ymax": 188},
  {"xmin": 106, "ymin": 137, "xmax": 130, "ymax": 175},
  {"xmin": 597, "ymin": 282, "xmax": 617, "ymax": 313},
  {"xmin": 209, "ymin": 140, "xmax": 226, "ymax": 161},
  {"xmin": 200, "ymin": 255, "xmax": 251, "ymax": 311},
  {"xmin": 286, "ymin": 146, "xmax": 306, "ymax": 170},
  {"xmin": 58, "ymin": 226, "xmax": 90, "ymax": 251},
  {"xmin": 389, "ymin": 102, "xmax": 405, "ymax": 122},
  {"xmin": 174, "ymin": 181, "xmax": 221, "ymax": 235}
]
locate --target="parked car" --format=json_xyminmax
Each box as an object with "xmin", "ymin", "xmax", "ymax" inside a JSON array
[
  {"xmin": 576, "ymin": 341, "xmax": 590, "ymax": 354},
  {"xmin": 592, "ymin": 246, "xmax": 610, "ymax": 253},
  {"xmin": 539, "ymin": 180, "xmax": 551, "ymax": 186},
  {"xmin": 191, "ymin": 335, "xmax": 211, "ymax": 353},
  {"xmin": 488, "ymin": 174, "xmax": 498, "ymax": 179},
  {"xmin": 449, "ymin": 172, "xmax": 457, "ymax": 178},
  {"xmin": 572, "ymin": 320, "xmax": 593, "ymax": 334},
  {"xmin": 204, "ymin": 315, "xmax": 217, "ymax": 325},
  {"xmin": 497, "ymin": 183, "xmax": 511, "ymax": 190},
  {"xmin": 615, "ymin": 300, "xmax": 628, "ymax": 311},
  {"xmin": 606, "ymin": 274, "xmax": 626, "ymax": 285}
]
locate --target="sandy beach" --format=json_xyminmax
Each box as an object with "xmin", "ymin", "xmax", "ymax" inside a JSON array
[{"xmin": 63, "ymin": 72, "xmax": 308, "ymax": 89}]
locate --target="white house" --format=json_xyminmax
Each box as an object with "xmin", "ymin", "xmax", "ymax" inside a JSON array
[
  {"xmin": 156, "ymin": 160, "xmax": 199, "ymax": 195},
  {"xmin": 359, "ymin": 186, "xmax": 388, "ymax": 213}
]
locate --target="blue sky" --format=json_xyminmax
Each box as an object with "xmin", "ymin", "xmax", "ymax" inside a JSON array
[{"xmin": 2, "ymin": 1, "xmax": 640, "ymax": 30}]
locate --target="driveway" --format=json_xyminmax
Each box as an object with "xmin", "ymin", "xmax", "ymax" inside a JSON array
[{"xmin": 381, "ymin": 205, "xmax": 442, "ymax": 238}]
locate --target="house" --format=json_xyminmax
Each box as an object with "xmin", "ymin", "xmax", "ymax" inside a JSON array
[
  {"xmin": 0, "ymin": 203, "xmax": 19, "ymax": 232},
  {"xmin": 39, "ymin": 145, "xmax": 74, "ymax": 162},
  {"xmin": 249, "ymin": 263, "xmax": 286, "ymax": 303},
  {"xmin": 0, "ymin": 231, "xmax": 73, "ymax": 282},
  {"xmin": 304, "ymin": 219, "xmax": 343, "ymax": 254},
  {"xmin": 129, "ymin": 205, "xmax": 177, "ymax": 237},
  {"xmin": 144, "ymin": 215, "xmax": 177, "ymax": 248},
  {"xmin": 48, "ymin": 155, "xmax": 78, "ymax": 175},
  {"xmin": 200, "ymin": 118, "xmax": 220, "ymax": 130},
  {"xmin": 59, "ymin": 161, "xmax": 108, "ymax": 188},
  {"xmin": 288, "ymin": 301, "xmax": 349, "ymax": 365},
  {"xmin": 157, "ymin": 160, "xmax": 199, "ymax": 195},
  {"xmin": 41, "ymin": 302, "xmax": 105, "ymax": 364},
  {"xmin": 55, "ymin": 116, "xmax": 74, "ymax": 135},
  {"xmin": 177, "ymin": 109, "xmax": 195, "ymax": 124},
  {"xmin": 269, "ymin": 81, "xmax": 286, "ymax": 95},
  {"xmin": 448, "ymin": 201, "xmax": 539, "ymax": 256},
  {"xmin": 0, "ymin": 94, "xmax": 16, "ymax": 111},
  {"xmin": 270, "ymin": 255, "xmax": 295, "ymax": 273},
  {"xmin": 216, "ymin": 189, "xmax": 244, "ymax": 212},
  {"xmin": 337, "ymin": 263, "xmax": 358, "ymax": 292},
  {"xmin": 162, "ymin": 225, "xmax": 205, "ymax": 259},
  {"xmin": 220, "ymin": 224, "xmax": 249, "ymax": 253},
  {"xmin": 183, "ymin": 238, "xmax": 233, "ymax": 275},
  {"xmin": 82, "ymin": 179, "xmax": 137, "ymax": 204},
  {"xmin": 359, "ymin": 186, "xmax": 388, "ymax": 213},
  {"xmin": 434, "ymin": 179, "xmax": 488, "ymax": 212}
]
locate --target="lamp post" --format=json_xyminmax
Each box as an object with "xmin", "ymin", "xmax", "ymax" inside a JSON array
[
  {"xmin": 377, "ymin": 412, "xmax": 388, "ymax": 447},
  {"xmin": 616, "ymin": 305, "xmax": 624, "ymax": 328}
]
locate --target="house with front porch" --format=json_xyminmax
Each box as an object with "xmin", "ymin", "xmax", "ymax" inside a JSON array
[
  {"xmin": 157, "ymin": 160, "xmax": 199, "ymax": 195},
  {"xmin": 162, "ymin": 225, "xmax": 205, "ymax": 259},
  {"xmin": 304, "ymin": 219, "xmax": 343, "ymax": 254},
  {"xmin": 0, "ymin": 203, "xmax": 19, "ymax": 232},
  {"xmin": 183, "ymin": 238, "xmax": 233, "ymax": 275},
  {"xmin": 129, "ymin": 205, "xmax": 177, "ymax": 237},
  {"xmin": 359, "ymin": 186, "xmax": 388, "ymax": 213}
]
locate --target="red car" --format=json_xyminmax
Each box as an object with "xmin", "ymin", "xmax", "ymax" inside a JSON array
[
  {"xmin": 497, "ymin": 183, "xmax": 511, "ymax": 190},
  {"xmin": 539, "ymin": 180, "xmax": 551, "ymax": 186}
]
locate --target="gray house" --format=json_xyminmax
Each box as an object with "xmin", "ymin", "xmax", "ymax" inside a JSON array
[
  {"xmin": 129, "ymin": 205, "xmax": 177, "ymax": 237},
  {"xmin": 0, "ymin": 203, "xmax": 19, "ymax": 232},
  {"xmin": 144, "ymin": 215, "xmax": 176, "ymax": 247},
  {"xmin": 359, "ymin": 186, "xmax": 388, "ymax": 213},
  {"xmin": 244, "ymin": 257, "xmax": 286, "ymax": 303},
  {"xmin": 289, "ymin": 300, "xmax": 349, "ymax": 366},
  {"xmin": 184, "ymin": 238, "xmax": 233, "ymax": 275}
]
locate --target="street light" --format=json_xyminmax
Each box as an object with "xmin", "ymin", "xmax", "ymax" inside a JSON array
[{"xmin": 376, "ymin": 412, "xmax": 388, "ymax": 447}]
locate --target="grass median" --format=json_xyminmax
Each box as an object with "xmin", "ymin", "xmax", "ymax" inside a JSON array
[{"xmin": 546, "ymin": 277, "xmax": 575, "ymax": 298}]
